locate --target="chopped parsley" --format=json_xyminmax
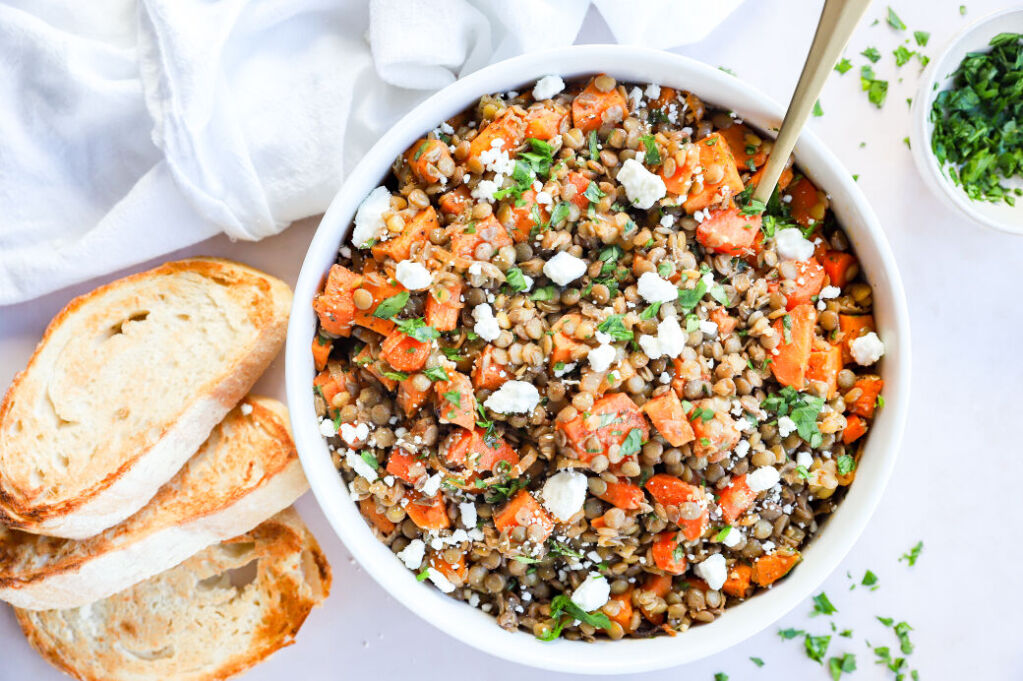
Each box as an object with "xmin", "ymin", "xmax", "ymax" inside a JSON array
[
  {"xmin": 383, "ymin": 370, "xmax": 409, "ymax": 381},
  {"xmin": 893, "ymin": 45, "xmax": 915, "ymax": 67},
  {"xmin": 640, "ymin": 302, "xmax": 662, "ymax": 320},
  {"xmin": 597, "ymin": 314, "xmax": 633, "ymax": 341},
  {"xmin": 423, "ymin": 366, "xmax": 450, "ymax": 382},
  {"xmin": 811, "ymin": 592, "xmax": 838, "ymax": 616},
  {"xmin": 836, "ymin": 454, "xmax": 856, "ymax": 476},
  {"xmin": 537, "ymin": 593, "xmax": 613, "ymax": 641},
  {"xmin": 913, "ymin": 30, "xmax": 930, "ymax": 47},
  {"xmin": 861, "ymin": 46, "xmax": 881, "ymax": 63},
  {"xmin": 778, "ymin": 627, "xmax": 805, "ymax": 640},
  {"xmin": 899, "ymin": 540, "xmax": 923, "ymax": 566},
  {"xmin": 530, "ymin": 285, "xmax": 558, "ymax": 302},
  {"xmin": 372, "ymin": 291, "xmax": 410, "ymax": 319},
  {"xmin": 639, "ymin": 134, "xmax": 662, "ymax": 165},
  {"xmin": 763, "ymin": 386, "xmax": 826, "ymax": 448},
  {"xmin": 584, "ymin": 180, "xmax": 606, "ymax": 204},
  {"xmin": 619, "ymin": 428, "xmax": 644, "ymax": 456},
  {"xmin": 805, "ymin": 633, "xmax": 831, "ymax": 663},
  {"xmin": 860, "ymin": 65, "xmax": 889, "ymax": 108},
  {"xmin": 395, "ymin": 317, "xmax": 440, "ymax": 342},
  {"xmin": 750, "ymin": 657, "xmax": 765, "ymax": 667},
  {"xmin": 505, "ymin": 267, "xmax": 530, "ymax": 292},
  {"xmin": 442, "ymin": 390, "xmax": 461, "ymax": 408},
  {"xmin": 835, "ymin": 57, "xmax": 853, "ymax": 74},
  {"xmin": 886, "ymin": 6, "xmax": 906, "ymax": 30},
  {"xmin": 360, "ymin": 451, "xmax": 379, "ymax": 470},
  {"xmin": 862, "ymin": 569, "xmax": 879, "ymax": 588},
  {"xmin": 813, "ymin": 99, "xmax": 824, "ymax": 117},
  {"xmin": 828, "ymin": 653, "xmax": 857, "ymax": 680},
  {"xmin": 930, "ymin": 32, "xmax": 1023, "ymax": 205},
  {"xmin": 588, "ymin": 130, "xmax": 600, "ymax": 161}
]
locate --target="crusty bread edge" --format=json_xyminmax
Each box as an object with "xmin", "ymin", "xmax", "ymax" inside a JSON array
[
  {"xmin": 14, "ymin": 509, "xmax": 332, "ymax": 681},
  {"xmin": 1, "ymin": 456, "xmax": 308, "ymax": 610},
  {"xmin": 0, "ymin": 258, "xmax": 293, "ymax": 538}
]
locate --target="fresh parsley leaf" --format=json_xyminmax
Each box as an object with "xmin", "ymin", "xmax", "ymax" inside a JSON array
[
  {"xmin": 886, "ymin": 6, "xmax": 906, "ymax": 30},
  {"xmin": 511, "ymin": 555, "xmax": 541, "ymax": 564},
  {"xmin": 828, "ymin": 653, "xmax": 857, "ymax": 680},
  {"xmin": 597, "ymin": 314, "xmax": 633, "ymax": 341},
  {"xmin": 899, "ymin": 541, "xmax": 923, "ymax": 566},
  {"xmin": 640, "ymin": 302, "xmax": 662, "ymax": 320},
  {"xmin": 894, "ymin": 621, "xmax": 914, "ymax": 654},
  {"xmin": 373, "ymin": 291, "xmax": 410, "ymax": 319},
  {"xmin": 862, "ymin": 46, "xmax": 881, "ymax": 63},
  {"xmin": 677, "ymin": 278, "xmax": 708, "ymax": 311},
  {"xmin": 416, "ymin": 568, "xmax": 430, "ymax": 581},
  {"xmin": 584, "ymin": 180, "xmax": 605, "ymax": 204},
  {"xmin": 805, "ymin": 634, "xmax": 831, "ymax": 664},
  {"xmin": 395, "ymin": 317, "xmax": 439, "ymax": 342},
  {"xmin": 862, "ymin": 569, "xmax": 878, "ymax": 586},
  {"xmin": 714, "ymin": 526, "xmax": 733, "ymax": 542},
  {"xmin": 914, "ymin": 30, "xmax": 930, "ymax": 46},
  {"xmin": 813, "ymin": 99, "xmax": 824, "ymax": 117},
  {"xmin": 443, "ymin": 390, "xmax": 461, "ymax": 408},
  {"xmin": 750, "ymin": 657, "xmax": 765, "ymax": 667},
  {"xmin": 530, "ymin": 285, "xmax": 558, "ymax": 301},
  {"xmin": 811, "ymin": 592, "xmax": 838, "ymax": 616},
  {"xmin": 639, "ymin": 134, "xmax": 662, "ymax": 165},
  {"xmin": 588, "ymin": 130, "xmax": 600, "ymax": 161},
  {"xmin": 506, "ymin": 267, "xmax": 530, "ymax": 292},
  {"xmin": 547, "ymin": 201, "xmax": 571, "ymax": 229},
  {"xmin": 877, "ymin": 615, "xmax": 894, "ymax": 626},
  {"xmin": 441, "ymin": 347, "xmax": 464, "ymax": 362},
  {"xmin": 619, "ymin": 428, "xmax": 644, "ymax": 457},
  {"xmin": 360, "ymin": 451, "xmax": 379, "ymax": 469},
  {"xmin": 835, "ymin": 57, "xmax": 853, "ymax": 74},
  {"xmin": 893, "ymin": 45, "xmax": 915, "ymax": 67},
  {"xmin": 423, "ymin": 366, "xmax": 450, "ymax": 382},
  {"xmin": 714, "ymin": 674, "xmax": 728, "ymax": 681},
  {"xmin": 836, "ymin": 454, "xmax": 856, "ymax": 475},
  {"xmin": 383, "ymin": 370, "xmax": 409, "ymax": 381},
  {"xmin": 778, "ymin": 628, "xmax": 805, "ymax": 640}
]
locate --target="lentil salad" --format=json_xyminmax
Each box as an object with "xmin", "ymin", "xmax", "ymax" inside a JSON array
[{"xmin": 310, "ymin": 73, "xmax": 887, "ymax": 641}]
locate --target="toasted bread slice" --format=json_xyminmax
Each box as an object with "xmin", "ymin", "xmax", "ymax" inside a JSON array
[
  {"xmin": 0, "ymin": 396, "xmax": 307, "ymax": 610},
  {"xmin": 15, "ymin": 508, "xmax": 331, "ymax": 681},
  {"xmin": 0, "ymin": 257, "xmax": 292, "ymax": 538}
]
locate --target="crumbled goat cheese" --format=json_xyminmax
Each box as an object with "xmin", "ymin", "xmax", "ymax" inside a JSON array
[
  {"xmin": 637, "ymin": 271, "xmax": 678, "ymax": 303},
  {"xmin": 396, "ymin": 539, "xmax": 425, "ymax": 570},
  {"xmin": 762, "ymin": 541, "xmax": 776, "ymax": 553},
  {"xmin": 319, "ymin": 418, "xmax": 336, "ymax": 438},
  {"xmin": 774, "ymin": 228, "xmax": 815, "ymax": 261},
  {"xmin": 638, "ymin": 316, "xmax": 686, "ymax": 359},
  {"xmin": 520, "ymin": 273, "xmax": 535, "ymax": 292},
  {"xmin": 616, "ymin": 158, "xmax": 667, "ymax": 209},
  {"xmin": 532, "ymin": 75, "xmax": 566, "ymax": 100},
  {"xmin": 472, "ymin": 303, "xmax": 501, "ymax": 341},
  {"xmin": 427, "ymin": 568, "xmax": 456, "ymax": 593},
  {"xmin": 240, "ymin": 403, "xmax": 253, "ymax": 416},
  {"xmin": 479, "ymin": 140, "xmax": 516, "ymax": 176},
  {"xmin": 777, "ymin": 415, "xmax": 797, "ymax": 437},
  {"xmin": 660, "ymin": 372, "xmax": 671, "ymax": 384},
  {"xmin": 644, "ymin": 83, "xmax": 661, "ymax": 99},
  {"xmin": 541, "ymin": 470, "xmax": 588, "ymax": 521},
  {"xmin": 819, "ymin": 285, "xmax": 841, "ymax": 300},
  {"xmin": 570, "ymin": 572, "xmax": 611, "ymax": 612},
  {"xmin": 472, "ymin": 179, "xmax": 500, "ymax": 202},
  {"xmin": 484, "ymin": 380, "xmax": 541, "ymax": 414},
  {"xmin": 721, "ymin": 526, "xmax": 743, "ymax": 548},
  {"xmin": 459, "ymin": 502, "xmax": 478, "ymax": 529},
  {"xmin": 535, "ymin": 190, "xmax": 553, "ymax": 205},
  {"xmin": 543, "ymin": 251, "xmax": 587, "ymax": 286},
  {"xmin": 699, "ymin": 320, "xmax": 719, "ymax": 336},
  {"xmin": 395, "ymin": 260, "xmax": 432, "ymax": 290},
  {"xmin": 346, "ymin": 449, "xmax": 378, "ymax": 482},
  {"xmin": 468, "ymin": 262, "xmax": 482, "ymax": 276},
  {"xmin": 734, "ymin": 439, "xmax": 750, "ymax": 458},
  {"xmin": 747, "ymin": 466, "xmax": 781, "ymax": 492},
  {"xmin": 694, "ymin": 553, "xmax": 727, "ymax": 590},
  {"xmin": 660, "ymin": 214, "xmax": 675, "ymax": 228},
  {"xmin": 796, "ymin": 450, "xmax": 813, "ymax": 468},
  {"xmin": 420, "ymin": 472, "xmax": 443, "ymax": 496},
  {"xmin": 850, "ymin": 331, "xmax": 885, "ymax": 366},
  {"xmin": 587, "ymin": 342, "xmax": 616, "ymax": 373},
  {"xmin": 340, "ymin": 421, "xmax": 370, "ymax": 446},
  {"xmin": 628, "ymin": 86, "xmax": 644, "ymax": 110},
  {"xmin": 352, "ymin": 186, "xmax": 392, "ymax": 247}
]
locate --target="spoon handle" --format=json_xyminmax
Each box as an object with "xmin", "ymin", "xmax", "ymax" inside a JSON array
[{"xmin": 752, "ymin": 0, "xmax": 873, "ymax": 204}]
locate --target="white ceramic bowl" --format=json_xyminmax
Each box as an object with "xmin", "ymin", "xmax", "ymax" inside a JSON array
[
  {"xmin": 286, "ymin": 45, "xmax": 910, "ymax": 674},
  {"xmin": 909, "ymin": 8, "xmax": 1023, "ymax": 235}
]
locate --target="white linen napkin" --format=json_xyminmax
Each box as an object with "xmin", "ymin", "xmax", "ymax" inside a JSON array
[{"xmin": 0, "ymin": 0, "xmax": 742, "ymax": 306}]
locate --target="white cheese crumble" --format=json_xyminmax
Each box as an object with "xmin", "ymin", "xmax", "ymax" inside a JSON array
[
  {"xmin": 396, "ymin": 538, "xmax": 425, "ymax": 570},
  {"xmin": 484, "ymin": 380, "xmax": 541, "ymax": 414},
  {"xmin": 472, "ymin": 303, "xmax": 501, "ymax": 341},
  {"xmin": 427, "ymin": 567, "xmax": 456, "ymax": 593},
  {"xmin": 644, "ymin": 83, "xmax": 661, "ymax": 99},
  {"xmin": 777, "ymin": 415, "xmax": 797, "ymax": 437},
  {"xmin": 747, "ymin": 466, "xmax": 781, "ymax": 492},
  {"xmin": 459, "ymin": 502, "xmax": 478, "ymax": 529},
  {"xmin": 541, "ymin": 470, "xmax": 588, "ymax": 522},
  {"xmin": 616, "ymin": 158, "xmax": 667, "ymax": 209},
  {"xmin": 694, "ymin": 553, "xmax": 727, "ymax": 591},
  {"xmin": 734, "ymin": 439, "xmax": 751, "ymax": 458},
  {"xmin": 532, "ymin": 75, "xmax": 566, "ymax": 100},
  {"xmin": 535, "ymin": 190, "xmax": 553, "ymax": 205},
  {"xmin": 699, "ymin": 320, "xmax": 719, "ymax": 336},
  {"xmin": 720, "ymin": 526, "xmax": 743, "ymax": 548},
  {"xmin": 346, "ymin": 449, "xmax": 378, "ymax": 482},
  {"xmin": 587, "ymin": 341, "xmax": 616, "ymax": 373},
  {"xmin": 472, "ymin": 179, "xmax": 500, "ymax": 202},
  {"xmin": 395, "ymin": 260, "xmax": 432, "ymax": 290},
  {"xmin": 543, "ymin": 251, "xmax": 587, "ymax": 286},
  {"xmin": 319, "ymin": 418, "xmax": 336, "ymax": 438},
  {"xmin": 819, "ymin": 285, "xmax": 841, "ymax": 300},
  {"xmin": 850, "ymin": 331, "xmax": 885, "ymax": 366},
  {"xmin": 638, "ymin": 316, "xmax": 686, "ymax": 359},
  {"xmin": 479, "ymin": 139, "xmax": 516, "ymax": 176},
  {"xmin": 420, "ymin": 472, "xmax": 443, "ymax": 496},
  {"xmin": 554, "ymin": 362, "xmax": 576, "ymax": 377},
  {"xmin": 340, "ymin": 421, "xmax": 370, "ymax": 446},
  {"xmin": 636, "ymin": 271, "xmax": 678, "ymax": 303},
  {"xmin": 774, "ymin": 228, "xmax": 815, "ymax": 261},
  {"xmin": 352, "ymin": 186, "xmax": 393, "ymax": 247},
  {"xmin": 796, "ymin": 450, "xmax": 813, "ymax": 468},
  {"xmin": 240, "ymin": 403, "xmax": 253, "ymax": 416},
  {"xmin": 659, "ymin": 214, "xmax": 675, "ymax": 228},
  {"xmin": 570, "ymin": 572, "xmax": 611, "ymax": 612}
]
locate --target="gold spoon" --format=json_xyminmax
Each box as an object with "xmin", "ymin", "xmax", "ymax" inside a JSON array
[{"xmin": 752, "ymin": 0, "xmax": 874, "ymax": 204}]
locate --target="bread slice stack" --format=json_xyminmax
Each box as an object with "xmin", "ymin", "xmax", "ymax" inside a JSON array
[{"xmin": 0, "ymin": 259, "xmax": 331, "ymax": 680}]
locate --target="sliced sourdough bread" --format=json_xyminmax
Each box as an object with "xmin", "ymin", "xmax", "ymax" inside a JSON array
[
  {"xmin": 0, "ymin": 257, "xmax": 292, "ymax": 538},
  {"xmin": 15, "ymin": 508, "xmax": 331, "ymax": 681},
  {"xmin": 0, "ymin": 396, "xmax": 307, "ymax": 610}
]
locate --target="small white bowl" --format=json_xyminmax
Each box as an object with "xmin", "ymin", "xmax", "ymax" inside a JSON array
[
  {"xmin": 909, "ymin": 8, "xmax": 1023, "ymax": 235},
  {"xmin": 286, "ymin": 45, "xmax": 911, "ymax": 674}
]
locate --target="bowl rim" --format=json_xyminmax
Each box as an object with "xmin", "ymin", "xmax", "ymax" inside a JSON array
[
  {"xmin": 908, "ymin": 6, "xmax": 1023, "ymax": 236},
  {"xmin": 285, "ymin": 44, "xmax": 911, "ymax": 674}
]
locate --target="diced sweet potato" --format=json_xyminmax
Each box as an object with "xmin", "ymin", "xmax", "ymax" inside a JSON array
[
  {"xmin": 312, "ymin": 336, "xmax": 332, "ymax": 372},
  {"xmin": 751, "ymin": 548, "xmax": 800, "ymax": 587},
  {"xmin": 683, "ymin": 133, "xmax": 744, "ymax": 213},
  {"xmin": 806, "ymin": 339, "xmax": 843, "ymax": 399},
  {"xmin": 848, "ymin": 376, "xmax": 884, "ymax": 418},
  {"xmin": 524, "ymin": 101, "xmax": 567, "ymax": 139},
  {"xmin": 821, "ymin": 250, "xmax": 857, "ymax": 288},
  {"xmin": 313, "ymin": 265, "xmax": 362, "ymax": 336},
  {"xmin": 493, "ymin": 490, "xmax": 553, "ymax": 542},
  {"xmin": 472, "ymin": 344, "xmax": 510, "ymax": 391},
  {"xmin": 652, "ymin": 531, "xmax": 688, "ymax": 575},
  {"xmin": 372, "ymin": 207, "xmax": 438, "ymax": 263},
  {"xmin": 386, "ymin": 449, "xmax": 427, "ymax": 485},
  {"xmin": 718, "ymin": 474, "xmax": 757, "ymax": 524},
  {"xmin": 405, "ymin": 138, "xmax": 453, "ymax": 183},
  {"xmin": 696, "ymin": 205, "xmax": 762, "ymax": 255},
  {"xmin": 405, "ymin": 491, "xmax": 451, "ymax": 531},
  {"xmin": 359, "ymin": 497, "xmax": 396, "ymax": 534},
  {"xmin": 722, "ymin": 563, "xmax": 753, "ymax": 598},
  {"xmin": 641, "ymin": 391, "xmax": 695, "ymax": 447},
  {"xmin": 426, "ymin": 280, "xmax": 462, "ymax": 332},
  {"xmin": 770, "ymin": 304, "xmax": 817, "ymax": 390},
  {"xmin": 572, "ymin": 76, "xmax": 628, "ymax": 132},
  {"xmin": 435, "ymin": 371, "xmax": 476, "ymax": 430},
  {"xmin": 596, "ymin": 479, "xmax": 646, "ymax": 510},
  {"xmin": 469, "ymin": 109, "xmax": 526, "ymax": 162},
  {"xmin": 353, "ymin": 270, "xmax": 403, "ymax": 337},
  {"xmin": 556, "ymin": 393, "xmax": 648, "ymax": 463},
  {"xmin": 644, "ymin": 474, "xmax": 708, "ymax": 541},
  {"xmin": 689, "ymin": 400, "xmax": 741, "ymax": 462},
  {"xmin": 381, "ymin": 329, "xmax": 430, "ymax": 372}
]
